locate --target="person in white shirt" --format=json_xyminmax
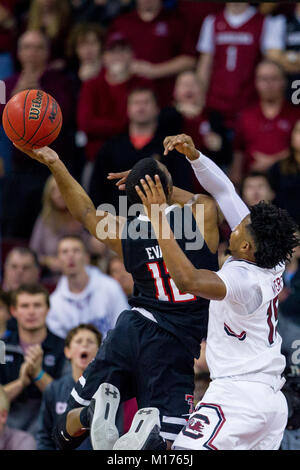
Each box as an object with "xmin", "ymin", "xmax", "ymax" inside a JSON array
[
  {"xmin": 47, "ymin": 235, "xmax": 129, "ymax": 339},
  {"xmin": 134, "ymin": 133, "xmax": 299, "ymax": 450},
  {"xmin": 196, "ymin": 2, "xmax": 285, "ymax": 128}
]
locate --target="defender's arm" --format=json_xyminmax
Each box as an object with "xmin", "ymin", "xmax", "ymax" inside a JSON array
[
  {"xmin": 136, "ymin": 175, "xmax": 226, "ymax": 300},
  {"xmin": 164, "ymin": 135, "xmax": 250, "ymax": 230}
]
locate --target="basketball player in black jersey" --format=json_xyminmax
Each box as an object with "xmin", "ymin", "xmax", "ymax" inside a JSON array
[{"xmin": 16, "ymin": 143, "xmax": 219, "ymax": 450}]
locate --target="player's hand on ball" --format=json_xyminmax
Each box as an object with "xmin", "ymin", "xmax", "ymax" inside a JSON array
[
  {"xmin": 107, "ymin": 170, "xmax": 131, "ymax": 191},
  {"xmin": 136, "ymin": 174, "xmax": 168, "ymax": 219},
  {"xmin": 13, "ymin": 144, "xmax": 59, "ymax": 166},
  {"xmin": 163, "ymin": 134, "xmax": 199, "ymax": 161}
]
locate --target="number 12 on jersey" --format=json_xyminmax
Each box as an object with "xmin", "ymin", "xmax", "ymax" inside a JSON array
[{"xmin": 147, "ymin": 261, "xmax": 196, "ymax": 303}]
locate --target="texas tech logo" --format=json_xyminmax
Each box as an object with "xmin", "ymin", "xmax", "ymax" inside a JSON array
[{"xmin": 182, "ymin": 403, "xmax": 226, "ymax": 450}]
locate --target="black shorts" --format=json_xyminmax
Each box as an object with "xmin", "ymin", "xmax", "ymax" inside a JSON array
[{"xmin": 67, "ymin": 309, "xmax": 195, "ymax": 441}]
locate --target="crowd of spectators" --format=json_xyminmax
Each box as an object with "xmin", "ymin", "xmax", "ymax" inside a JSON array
[{"xmin": 0, "ymin": 0, "xmax": 300, "ymax": 450}]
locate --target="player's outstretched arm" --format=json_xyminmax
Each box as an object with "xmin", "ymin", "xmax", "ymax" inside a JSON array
[
  {"xmin": 163, "ymin": 134, "xmax": 250, "ymax": 230},
  {"xmin": 136, "ymin": 175, "xmax": 226, "ymax": 301},
  {"xmin": 15, "ymin": 145, "xmax": 124, "ymax": 257}
]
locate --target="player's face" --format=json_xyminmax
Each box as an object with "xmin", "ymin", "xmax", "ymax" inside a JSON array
[
  {"xmin": 174, "ymin": 72, "xmax": 203, "ymax": 105},
  {"xmin": 12, "ymin": 293, "xmax": 48, "ymax": 332},
  {"xmin": 242, "ymin": 176, "xmax": 274, "ymax": 206},
  {"xmin": 127, "ymin": 91, "xmax": 159, "ymax": 125},
  {"xmin": 4, "ymin": 252, "xmax": 39, "ymax": 291},
  {"xmin": 291, "ymin": 120, "xmax": 300, "ymax": 152},
  {"xmin": 65, "ymin": 329, "xmax": 99, "ymax": 370},
  {"xmin": 76, "ymin": 32, "xmax": 101, "ymax": 62},
  {"xmin": 228, "ymin": 215, "xmax": 254, "ymax": 258},
  {"xmin": 57, "ymin": 239, "xmax": 88, "ymax": 276},
  {"xmin": 18, "ymin": 32, "xmax": 49, "ymax": 68},
  {"xmin": 255, "ymin": 64, "xmax": 285, "ymax": 101}
]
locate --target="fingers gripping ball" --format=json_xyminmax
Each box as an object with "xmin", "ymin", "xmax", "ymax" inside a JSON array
[{"xmin": 2, "ymin": 89, "xmax": 62, "ymax": 149}]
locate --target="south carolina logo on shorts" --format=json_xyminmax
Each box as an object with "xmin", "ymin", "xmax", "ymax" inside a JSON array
[{"xmin": 182, "ymin": 403, "xmax": 226, "ymax": 450}]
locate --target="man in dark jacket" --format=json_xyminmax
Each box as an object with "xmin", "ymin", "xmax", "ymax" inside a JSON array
[{"xmin": 0, "ymin": 284, "xmax": 65, "ymax": 436}]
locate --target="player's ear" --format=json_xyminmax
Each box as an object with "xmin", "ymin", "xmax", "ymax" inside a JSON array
[{"xmin": 240, "ymin": 239, "xmax": 251, "ymax": 253}]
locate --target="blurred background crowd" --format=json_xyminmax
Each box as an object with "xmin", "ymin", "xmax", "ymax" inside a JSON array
[{"xmin": 0, "ymin": 0, "xmax": 299, "ymax": 451}]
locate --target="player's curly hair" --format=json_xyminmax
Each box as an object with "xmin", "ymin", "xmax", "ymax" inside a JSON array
[
  {"xmin": 247, "ymin": 201, "xmax": 300, "ymax": 269},
  {"xmin": 126, "ymin": 158, "xmax": 171, "ymax": 206}
]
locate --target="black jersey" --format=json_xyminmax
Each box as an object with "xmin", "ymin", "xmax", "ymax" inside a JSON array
[{"xmin": 121, "ymin": 204, "xmax": 219, "ymax": 358}]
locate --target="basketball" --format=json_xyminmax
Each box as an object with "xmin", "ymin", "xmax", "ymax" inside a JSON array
[{"xmin": 2, "ymin": 89, "xmax": 63, "ymax": 149}]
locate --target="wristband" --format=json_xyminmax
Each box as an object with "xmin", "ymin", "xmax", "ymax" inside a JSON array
[{"xmin": 33, "ymin": 369, "xmax": 45, "ymax": 382}]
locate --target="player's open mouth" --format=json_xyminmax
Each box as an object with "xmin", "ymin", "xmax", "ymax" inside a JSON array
[{"xmin": 80, "ymin": 352, "xmax": 88, "ymax": 359}]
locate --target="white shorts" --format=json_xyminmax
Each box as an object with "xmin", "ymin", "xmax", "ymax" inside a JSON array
[{"xmin": 172, "ymin": 378, "xmax": 288, "ymax": 450}]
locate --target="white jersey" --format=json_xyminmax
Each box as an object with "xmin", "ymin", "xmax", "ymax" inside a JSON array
[{"xmin": 206, "ymin": 257, "xmax": 286, "ymax": 384}]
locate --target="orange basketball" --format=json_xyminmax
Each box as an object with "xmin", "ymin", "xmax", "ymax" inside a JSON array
[{"xmin": 2, "ymin": 89, "xmax": 62, "ymax": 149}]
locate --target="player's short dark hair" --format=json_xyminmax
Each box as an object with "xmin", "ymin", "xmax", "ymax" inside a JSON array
[
  {"xmin": 65, "ymin": 323, "xmax": 102, "ymax": 348},
  {"xmin": 125, "ymin": 158, "xmax": 170, "ymax": 206},
  {"xmin": 247, "ymin": 201, "xmax": 300, "ymax": 269},
  {"xmin": 11, "ymin": 284, "xmax": 50, "ymax": 308}
]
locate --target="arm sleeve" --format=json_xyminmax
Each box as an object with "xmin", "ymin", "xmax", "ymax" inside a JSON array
[
  {"xmin": 216, "ymin": 264, "xmax": 263, "ymax": 314},
  {"xmin": 189, "ymin": 152, "xmax": 250, "ymax": 230}
]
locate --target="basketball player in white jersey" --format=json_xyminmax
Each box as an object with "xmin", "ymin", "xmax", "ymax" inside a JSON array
[{"xmin": 134, "ymin": 134, "xmax": 299, "ymax": 450}]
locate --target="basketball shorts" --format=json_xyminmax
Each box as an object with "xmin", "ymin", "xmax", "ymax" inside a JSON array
[
  {"xmin": 67, "ymin": 309, "xmax": 195, "ymax": 441},
  {"xmin": 172, "ymin": 378, "xmax": 288, "ymax": 450}
]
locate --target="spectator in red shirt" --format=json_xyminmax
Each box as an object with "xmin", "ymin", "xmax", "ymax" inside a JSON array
[
  {"xmin": 77, "ymin": 33, "xmax": 151, "ymax": 169},
  {"xmin": 109, "ymin": 0, "xmax": 196, "ymax": 106},
  {"xmin": 231, "ymin": 59, "xmax": 300, "ymax": 185},
  {"xmin": 196, "ymin": 2, "xmax": 285, "ymax": 129}
]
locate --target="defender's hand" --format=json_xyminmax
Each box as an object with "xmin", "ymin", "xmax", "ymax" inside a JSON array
[
  {"xmin": 107, "ymin": 170, "xmax": 131, "ymax": 191},
  {"xmin": 163, "ymin": 134, "xmax": 199, "ymax": 161},
  {"xmin": 135, "ymin": 174, "xmax": 168, "ymax": 219},
  {"xmin": 13, "ymin": 144, "xmax": 59, "ymax": 166}
]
